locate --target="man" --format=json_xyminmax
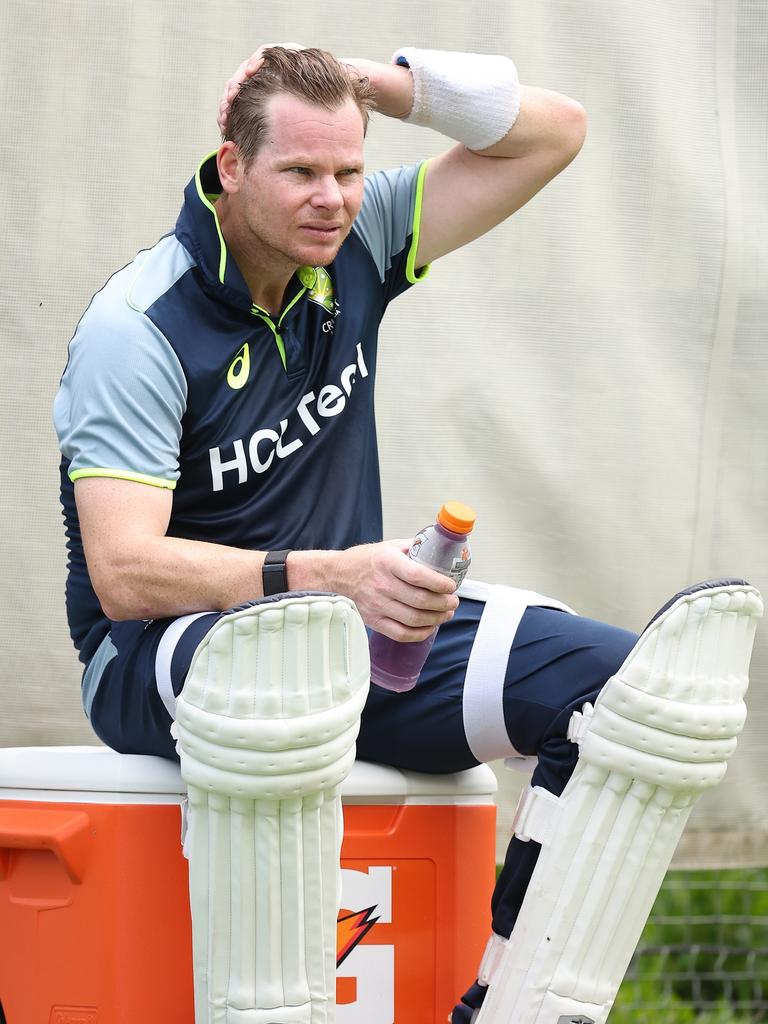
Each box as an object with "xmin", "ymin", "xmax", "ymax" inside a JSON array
[{"xmin": 55, "ymin": 46, "xmax": 760, "ymax": 1024}]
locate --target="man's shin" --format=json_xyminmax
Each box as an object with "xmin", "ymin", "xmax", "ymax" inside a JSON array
[
  {"xmin": 173, "ymin": 595, "xmax": 370, "ymax": 1024},
  {"xmin": 474, "ymin": 580, "xmax": 762, "ymax": 1024}
]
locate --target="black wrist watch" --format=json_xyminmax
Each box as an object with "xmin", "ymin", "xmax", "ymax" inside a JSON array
[{"xmin": 262, "ymin": 549, "xmax": 293, "ymax": 596}]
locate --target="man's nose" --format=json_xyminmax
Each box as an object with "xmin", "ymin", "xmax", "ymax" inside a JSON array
[{"xmin": 310, "ymin": 175, "xmax": 344, "ymax": 211}]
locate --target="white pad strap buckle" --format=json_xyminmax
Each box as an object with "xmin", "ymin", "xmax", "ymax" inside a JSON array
[
  {"xmin": 510, "ymin": 784, "xmax": 561, "ymax": 845},
  {"xmin": 478, "ymin": 932, "xmax": 509, "ymax": 986},
  {"xmin": 567, "ymin": 702, "xmax": 595, "ymax": 744}
]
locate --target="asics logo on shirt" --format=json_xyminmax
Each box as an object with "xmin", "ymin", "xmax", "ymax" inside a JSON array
[
  {"xmin": 226, "ymin": 343, "xmax": 251, "ymax": 390},
  {"xmin": 209, "ymin": 342, "xmax": 369, "ymax": 492}
]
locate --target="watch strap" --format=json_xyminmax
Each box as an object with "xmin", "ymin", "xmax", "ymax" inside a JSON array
[{"xmin": 262, "ymin": 549, "xmax": 293, "ymax": 596}]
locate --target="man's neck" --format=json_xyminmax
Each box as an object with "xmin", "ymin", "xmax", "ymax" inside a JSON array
[{"xmin": 216, "ymin": 197, "xmax": 297, "ymax": 318}]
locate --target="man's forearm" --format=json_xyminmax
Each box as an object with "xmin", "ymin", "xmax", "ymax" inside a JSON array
[
  {"xmin": 92, "ymin": 531, "xmax": 459, "ymax": 647},
  {"xmin": 349, "ymin": 54, "xmax": 581, "ymax": 162},
  {"xmin": 77, "ymin": 480, "xmax": 455, "ymax": 636},
  {"xmin": 90, "ymin": 533, "xmax": 335, "ymax": 622}
]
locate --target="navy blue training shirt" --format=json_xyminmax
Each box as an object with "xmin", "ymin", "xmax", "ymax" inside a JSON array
[{"xmin": 55, "ymin": 152, "xmax": 429, "ymax": 664}]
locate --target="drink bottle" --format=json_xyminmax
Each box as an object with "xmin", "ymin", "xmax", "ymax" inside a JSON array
[{"xmin": 369, "ymin": 501, "xmax": 475, "ymax": 692}]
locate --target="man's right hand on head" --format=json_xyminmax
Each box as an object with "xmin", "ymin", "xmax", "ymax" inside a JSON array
[
  {"xmin": 325, "ymin": 540, "xmax": 459, "ymax": 643},
  {"xmin": 217, "ymin": 43, "xmax": 305, "ymax": 135}
]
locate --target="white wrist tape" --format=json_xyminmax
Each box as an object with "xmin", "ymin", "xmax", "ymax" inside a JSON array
[{"xmin": 392, "ymin": 47, "xmax": 520, "ymax": 151}]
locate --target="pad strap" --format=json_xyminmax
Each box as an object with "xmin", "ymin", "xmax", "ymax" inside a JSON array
[
  {"xmin": 392, "ymin": 47, "xmax": 521, "ymax": 151},
  {"xmin": 155, "ymin": 612, "xmax": 211, "ymax": 717},
  {"xmin": 460, "ymin": 583, "xmax": 574, "ymax": 766}
]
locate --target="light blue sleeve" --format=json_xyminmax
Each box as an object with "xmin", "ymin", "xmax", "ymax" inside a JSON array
[
  {"xmin": 54, "ymin": 260, "xmax": 187, "ymax": 489},
  {"xmin": 352, "ymin": 161, "xmax": 430, "ymax": 285}
]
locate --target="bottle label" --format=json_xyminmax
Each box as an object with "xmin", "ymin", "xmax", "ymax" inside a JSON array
[
  {"xmin": 408, "ymin": 531, "xmax": 428, "ymax": 560},
  {"xmin": 409, "ymin": 527, "xmax": 471, "ymax": 586},
  {"xmin": 449, "ymin": 555, "xmax": 471, "ymax": 587}
]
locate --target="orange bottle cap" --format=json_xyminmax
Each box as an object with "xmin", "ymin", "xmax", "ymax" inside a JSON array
[{"xmin": 437, "ymin": 501, "xmax": 476, "ymax": 535}]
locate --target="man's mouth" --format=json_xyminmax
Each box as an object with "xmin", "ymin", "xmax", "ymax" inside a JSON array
[{"xmin": 301, "ymin": 224, "xmax": 342, "ymax": 238}]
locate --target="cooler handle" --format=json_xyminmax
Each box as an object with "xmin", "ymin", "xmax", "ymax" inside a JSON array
[{"xmin": 0, "ymin": 807, "xmax": 92, "ymax": 883}]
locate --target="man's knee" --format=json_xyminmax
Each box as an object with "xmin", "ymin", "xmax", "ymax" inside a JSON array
[
  {"xmin": 519, "ymin": 609, "xmax": 638, "ymax": 706},
  {"xmin": 589, "ymin": 620, "xmax": 638, "ymax": 683}
]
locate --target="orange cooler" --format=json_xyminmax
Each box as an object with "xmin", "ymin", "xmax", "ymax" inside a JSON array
[{"xmin": 0, "ymin": 747, "xmax": 497, "ymax": 1024}]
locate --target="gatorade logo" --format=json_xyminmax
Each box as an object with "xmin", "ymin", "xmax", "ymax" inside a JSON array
[
  {"xmin": 226, "ymin": 343, "xmax": 251, "ymax": 390},
  {"xmin": 337, "ymin": 906, "xmax": 380, "ymax": 965},
  {"xmin": 337, "ymin": 866, "xmax": 394, "ymax": 1024}
]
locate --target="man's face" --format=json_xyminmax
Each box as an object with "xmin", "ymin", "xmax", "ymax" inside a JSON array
[{"xmin": 233, "ymin": 92, "xmax": 366, "ymax": 269}]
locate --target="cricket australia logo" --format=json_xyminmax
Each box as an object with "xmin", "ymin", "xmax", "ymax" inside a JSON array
[
  {"xmin": 299, "ymin": 265, "xmax": 340, "ymax": 332},
  {"xmin": 298, "ymin": 265, "xmax": 334, "ymax": 312}
]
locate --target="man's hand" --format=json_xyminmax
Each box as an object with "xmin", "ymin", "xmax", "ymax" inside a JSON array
[
  {"xmin": 217, "ymin": 43, "xmax": 305, "ymax": 135},
  {"xmin": 325, "ymin": 540, "xmax": 459, "ymax": 642},
  {"xmin": 217, "ymin": 46, "xmax": 414, "ymax": 135}
]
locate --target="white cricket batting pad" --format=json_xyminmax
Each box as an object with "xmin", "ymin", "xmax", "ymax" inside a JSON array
[
  {"xmin": 173, "ymin": 595, "xmax": 370, "ymax": 1024},
  {"xmin": 475, "ymin": 580, "xmax": 763, "ymax": 1024}
]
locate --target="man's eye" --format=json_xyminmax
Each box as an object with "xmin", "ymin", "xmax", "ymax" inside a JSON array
[{"xmin": 289, "ymin": 167, "xmax": 311, "ymax": 176}]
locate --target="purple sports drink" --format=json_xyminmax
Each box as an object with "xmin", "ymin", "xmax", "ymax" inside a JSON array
[{"xmin": 369, "ymin": 502, "xmax": 476, "ymax": 692}]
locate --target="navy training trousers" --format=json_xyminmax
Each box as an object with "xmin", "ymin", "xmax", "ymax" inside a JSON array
[{"xmin": 87, "ymin": 592, "xmax": 638, "ymax": 943}]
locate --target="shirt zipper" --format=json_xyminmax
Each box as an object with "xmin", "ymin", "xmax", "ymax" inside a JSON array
[{"xmin": 251, "ymin": 284, "xmax": 307, "ymax": 373}]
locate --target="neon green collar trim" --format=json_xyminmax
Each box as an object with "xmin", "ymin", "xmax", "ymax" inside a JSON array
[{"xmin": 194, "ymin": 150, "xmax": 228, "ymax": 285}]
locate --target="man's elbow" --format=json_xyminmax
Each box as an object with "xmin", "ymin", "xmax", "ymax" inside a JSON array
[
  {"xmin": 90, "ymin": 561, "xmax": 153, "ymax": 622},
  {"xmin": 554, "ymin": 96, "xmax": 588, "ymax": 167},
  {"xmin": 96, "ymin": 586, "xmax": 152, "ymax": 623}
]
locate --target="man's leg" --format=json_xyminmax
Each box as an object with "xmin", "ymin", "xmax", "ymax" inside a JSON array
[
  {"xmin": 357, "ymin": 588, "xmax": 638, "ymax": 1020},
  {"xmin": 472, "ymin": 580, "xmax": 761, "ymax": 1024},
  {"xmin": 87, "ymin": 595, "xmax": 370, "ymax": 1024},
  {"xmin": 358, "ymin": 580, "xmax": 762, "ymax": 1024}
]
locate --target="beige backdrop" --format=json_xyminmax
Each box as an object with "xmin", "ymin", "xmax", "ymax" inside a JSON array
[{"xmin": 2, "ymin": 0, "xmax": 766, "ymax": 865}]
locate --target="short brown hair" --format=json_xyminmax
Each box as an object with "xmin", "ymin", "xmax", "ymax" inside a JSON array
[{"xmin": 225, "ymin": 47, "xmax": 376, "ymax": 166}]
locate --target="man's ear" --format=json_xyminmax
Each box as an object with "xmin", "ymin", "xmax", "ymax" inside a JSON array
[{"xmin": 217, "ymin": 142, "xmax": 243, "ymax": 194}]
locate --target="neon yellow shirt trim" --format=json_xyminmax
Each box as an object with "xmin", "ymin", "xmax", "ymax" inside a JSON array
[
  {"xmin": 70, "ymin": 468, "xmax": 177, "ymax": 490},
  {"xmin": 406, "ymin": 159, "xmax": 432, "ymax": 285}
]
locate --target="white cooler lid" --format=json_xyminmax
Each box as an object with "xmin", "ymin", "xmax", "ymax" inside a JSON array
[{"xmin": 0, "ymin": 745, "xmax": 497, "ymax": 805}]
